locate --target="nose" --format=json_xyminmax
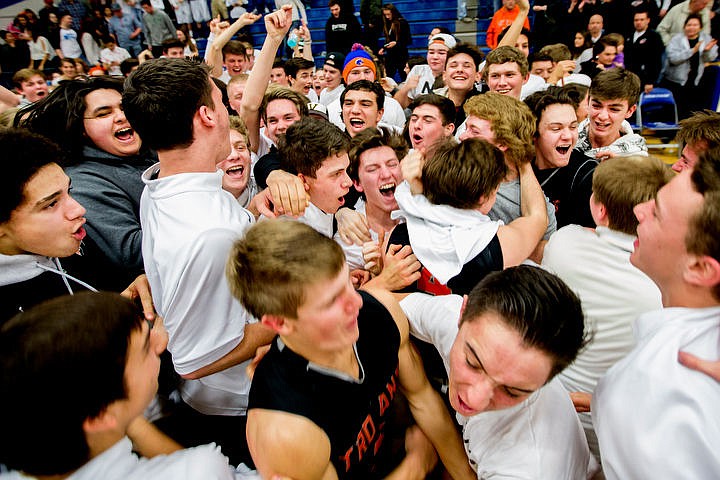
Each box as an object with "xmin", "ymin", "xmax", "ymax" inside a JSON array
[
  {"xmin": 466, "ymin": 375, "xmax": 494, "ymax": 412},
  {"xmin": 226, "ymin": 145, "xmax": 240, "ymax": 161},
  {"xmin": 341, "ymin": 170, "xmax": 352, "ymax": 187},
  {"xmin": 634, "ymin": 199, "xmax": 651, "ymax": 222},
  {"xmin": 67, "ymin": 195, "xmax": 86, "ymax": 219}
]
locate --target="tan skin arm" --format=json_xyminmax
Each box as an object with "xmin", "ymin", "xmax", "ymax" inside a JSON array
[
  {"xmin": 247, "ymin": 409, "xmax": 338, "ymax": 480},
  {"xmin": 240, "ymin": 5, "xmax": 293, "ymax": 154},
  {"xmin": 181, "ymin": 322, "xmax": 275, "ymax": 379},
  {"xmin": 363, "ymin": 288, "xmax": 476, "ymax": 480},
  {"xmin": 496, "ymin": 161, "xmax": 548, "ymax": 267},
  {"xmin": 496, "ymin": 0, "xmax": 529, "ymax": 49},
  {"xmin": 126, "ymin": 416, "xmax": 183, "ymax": 457},
  {"xmin": 207, "ymin": 13, "xmax": 261, "ymax": 78}
]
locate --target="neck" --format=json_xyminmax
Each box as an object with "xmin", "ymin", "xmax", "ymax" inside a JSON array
[
  {"xmin": 282, "ymin": 336, "xmax": 359, "ymax": 378},
  {"xmin": 365, "ymin": 201, "xmax": 399, "ymax": 234},
  {"xmin": 156, "ymin": 142, "xmax": 219, "ymax": 178},
  {"xmin": 662, "ymin": 283, "xmax": 720, "ymax": 309},
  {"xmin": 589, "ymin": 129, "xmax": 621, "ymax": 149},
  {"xmin": 446, "ymin": 87, "xmax": 468, "ymax": 106}
]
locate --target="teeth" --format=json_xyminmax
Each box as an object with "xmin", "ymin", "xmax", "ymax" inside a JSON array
[
  {"xmin": 226, "ymin": 165, "xmax": 244, "ymax": 174},
  {"xmin": 379, "ymin": 182, "xmax": 396, "ymax": 191},
  {"xmin": 350, "ymin": 119, "xmax": 364, "ymax": 126}
]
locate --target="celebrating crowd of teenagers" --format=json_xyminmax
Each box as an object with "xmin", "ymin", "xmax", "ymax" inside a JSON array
[{"xmin": 1, "ymin": 0, "xmax": 720, "ymax": 479}]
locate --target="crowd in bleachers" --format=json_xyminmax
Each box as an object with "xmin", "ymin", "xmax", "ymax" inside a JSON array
[{"xmin": 1, "ymin": 0, "xmax": 720, "ymax": 479}]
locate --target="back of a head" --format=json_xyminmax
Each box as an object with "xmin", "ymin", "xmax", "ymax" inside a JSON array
[
  {"xmin": 689, "ymin": 146, "xmax": 720, "ymax": 300},
  {"xmin": 463, "ymin": 92, "xmax": 535, "ymax": 165},
  {"xmin": 18, "ymin": 76, "xmax": 125, "ymax": 158},
  {"xmin": 0, "ymin": 292, "xmax": 142, "ymax": 476},
  {"xmin": 422, "ymin": 138, "xmax": 507, "ymax": 209},
  {"xmin": 590, "ymin": 68, "xmax": 640, "ymax": 107},
  {"xmin": 226, "ymin": 219, "xmax": 345, "ymax": 319},
  {"xmin": 278, "ymin": 116, "xmax": 350, "ymax": 177},
  {"xmin": 538, "ymin": 43, "xmax": 572, "ymax": 63},
  {"xmin": 122, "ymin": 58, "xmax": 213, "ymax": 151},
  {"xmin": 592, "ymin": 156, "xmax": 673, "ymax": 235},
  {"xmin": 409, "ymin": 93, "xmax": 456, "ymax": 126},
  {"xmin": 483, "ymin": 46, "xmax": 529, "ymax": 77},
  {"xmin": 461, "ymin": 265, "xmax": 586, "ymax": 378},
  {"xmin": 0, "ymin": 128, "xmax": 63, "ymax": 223}
]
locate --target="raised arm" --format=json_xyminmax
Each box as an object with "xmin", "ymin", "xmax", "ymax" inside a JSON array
[
  {"xmin": 240, "ymin": 5, "xmax": 292, "ymax": 153},
  {"xmin": 496, "ymin": 161, "xmax": 548, "ymax": 267},
  {"xmin": 207, "ymin": 13, "xmax": 261, "ymax": 78},
  {"xmin": 496, "ymin": 0, "xmax": 529, "ymax": 49}
]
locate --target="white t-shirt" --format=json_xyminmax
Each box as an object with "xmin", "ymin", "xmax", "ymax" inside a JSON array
[
  {"xmin": 100, "ymin": 47, "xmax": 131, "ymax": 76},
  {"xmin": 319, "ymin": 84, "xmax": 345, "ymax": 106},
  {"xmin": 542, "ymin": 225, "xmax": 662, "ymax": 458},
  {"xmin": 593, "ymin": 306, "xmax": 720, "ymax": 479},
  {"xmin": 406, "ymin": 64, "xmax": 438, "ymax": 100},
  {"xmin": 60, "ymin": 27, "xmax": 83, "ymax": 58},
  {"xmin": 0, "ymin": 437, "xmax": 238, "ymax": 480},
  {"xmin": 140, "ymin": 165, "xmax": 256, "ymax": 415},
  {"xmin": 400, "ymin": 293, "xmax": 596, "ymax": 479}
]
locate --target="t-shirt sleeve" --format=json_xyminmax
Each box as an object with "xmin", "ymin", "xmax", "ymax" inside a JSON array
[{"xmin": 400, "ymin": 293, "xmax": 462, "ymax": 364}]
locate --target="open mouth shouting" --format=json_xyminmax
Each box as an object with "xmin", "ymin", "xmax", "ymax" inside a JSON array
[{"xmin": 379, "ymin": 182, "xmax": 396, "ymax": 198}]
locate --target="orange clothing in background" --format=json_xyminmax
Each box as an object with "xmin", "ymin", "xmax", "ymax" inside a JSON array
[{"xmin": 485, "ymin": 6, "xmax": 530, "ymax": 49}]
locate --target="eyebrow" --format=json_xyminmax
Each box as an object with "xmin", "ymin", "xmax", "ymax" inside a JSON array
[
  {"xmin": 466, "ymin": 342, "xmax": 536, "ymax": 394},
  {"xmin": 34, "ymin": 178, "xmax": 71, "ymax": 208}
]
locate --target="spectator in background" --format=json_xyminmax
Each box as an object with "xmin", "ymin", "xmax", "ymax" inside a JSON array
[
  {"xmin": 59, "ymin": 14, "xmax": 84, "ymax": 62},
  {"xmin": 657, "ymin": 0, "xmax": 711, "ymax": 44},
  {"xmin": 379, "ymin": 3, "xmax": 411, "ymax": 81},
  {"xmin": 325, "ymin": 0, "xmax": 361, "ymax": 55},
  {"xmin": 662, "ymin": 13, "xmax": 718, "ymax": 119},
  {"xmin": 485, "ymin": 0, "xmax": 530, "ymax": 49},
  {"xmin": 624, "ymin": 10, "xmax": 665, "ymax": 93},
  {"xmin": 108, "ymin": 3, "xmax": 143, "ymax": 58},
  {"xmin": 140, "ymin": 0, "xmax": 177, "ymax": 58}
]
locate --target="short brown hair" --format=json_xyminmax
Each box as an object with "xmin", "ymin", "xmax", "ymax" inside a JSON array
[
  {"xmin": 226, "ymin": 220, "xmax": 345, "ymax": 318},
  {"xmin": 12, "ymin": 68, "xmax": 44, "ymax": 89},
  {"xmin": 592, "ymin": 156, "xmax": 673, "ymax": 235},
  {"xmin": 483, "ymin": 46, "xmax": 529, "ymax": 78},
  {"xmin": 279, "ymin": 116, "xmax": 350, "ymax": 177},
  {"xmin": 228, "ymin": 115, "xmax": 249, "ymax": 144},
  {"xmin": 259, "ymin": 85, "xmax": 308, "ymax": 124},
  {"xmin": 422, "ymin": 138, "xmax": 507, "ymax": 209},
  {"xmin": 463, "ymin": 92, "xmax": 535, "ymax": 165},
  {"xmin": 590, "ymin": 68, "xmax": 641, "ymax": 107},
  {"xmin": 676, "ymin": 110, "xmax": 720, "ymax": 151},
  {"xmin": 538, "ymin": 43, "xmax": 572, "ymax": 62},
  {"xmin": 348, "ymin": 127, "xmax": 408, "ymax": 183},
  {"xmin": 688, "ymin": 146, "xmax": 720, "ymax": 300}
]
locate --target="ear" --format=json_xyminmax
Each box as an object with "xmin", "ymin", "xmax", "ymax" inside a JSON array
[
  {"xmin": 459, "ymin": 294, "xmax": 469, "ymax": 326},
  {"xmin": 82, "ymin": 408, "xmax": 118, "ymax": 435},
  {"xmin": 353, "ymin": 178, "xmax": 364, "ymax": 193},
  {"xmin": 444, "ymin": 122, "xmax": 455, "ymax": 137},
  {"xmin": 197, "ymin": 104, "xmax": 217, "ymax": 128},
  {"xmin": 522, "ymin": 73, "xmax": 530, "ymax": 85},
  {"xmin": 625, "ymin": 104, "xmax": 637, "ymax": 119},
  {"xmin": 261, "ymin": 314, "xmax": 294, "ymax": 335},
  {"xmin": 298, "ymin": 172, "xmax": 311, "ymax": 190},
  {"xmin": 376, "ymin": 107, "xmax": 384, "ymax": 124},
  {"xmin": 684, "ymin": 254, "xmax": 720, "ymax": 291}
]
